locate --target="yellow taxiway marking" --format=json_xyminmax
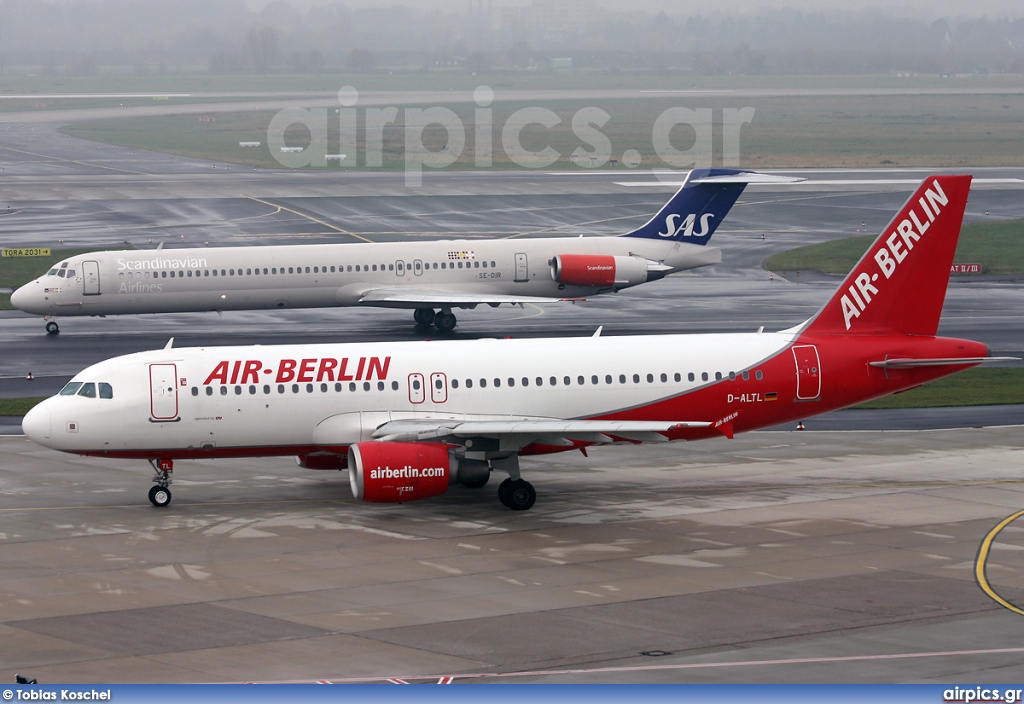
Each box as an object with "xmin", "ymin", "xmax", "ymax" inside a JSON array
[
  {"xmin": 242, "ymin": 194, "xmax": 373, "ymax": 243},
  {"xmin": 975, "ymin": 508, "xmax": 1024, "ymax": 617}
]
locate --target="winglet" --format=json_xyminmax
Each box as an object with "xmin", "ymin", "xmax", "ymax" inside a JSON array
[
  {"xmin": 713, "ymin": 411, "xmax": 739, "ymax": 439},
  {"xmin": 163, "ymin": 337, "xmax": 174, "ymax": 350}
]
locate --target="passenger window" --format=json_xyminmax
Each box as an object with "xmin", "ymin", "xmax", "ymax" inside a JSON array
[
  {"xmin": 305, "ymin": 267, "xmax": 310, "ymax": 274},
  {"xmin": 550, "ymin": 377, "xmax": 557, "ymax": 386},
  {"xmin": 565, "ymin": 376, "xmax": 572, "ymax": 385},
  {"xmin": 372, "ymin": 265, "xmax": 377, "ymax": 272},
  {"xmin": 715, "ymin": 372, "xmax": 723, "ymax": 381},
  {"xmin": 306, "ymin": 384, "xmax": 314, "ymax": 393},
  {"xmin": 756, "ymin": 370, "xmax": 763, "ymax": 380},
  {"xmin": 292, "ymin": 384, "xmax": 299, "ymax": 393},
  {"xmin": 577, "ymin": 376, "xmax": 584, "ymax": 385},
  {"xmin": 729, "ymin": 372, "xmax": 736, "ymax": 381},
  {"xmin": 206, "ymin": 387, "xmax": 213, "ymax": 396},
  {"xmin": 278, "ymin": 384, "xmax": 285, "ymax": 393},
  {"xmin": 320, "ymin": 383, "xmax": 328, "ymax": 392},
  {"xmin": 480, "ymin": 379, "xmax": 487, "ymax": 388},
  {"xmin": 660, "ymin": 373, "xmax": 667, "ymax": 382},
  {"xmin": 264, "ymin": 385, "xmax": 271, "ymax": 394},
  {"xmin": 466, "ymin": 379, "xmax": 473, "ymax": 388},
  {"xmin": 378, "ymin": 381, "xmax": 385, "ymax": 391},
  {"xmin": 60, "ymin": 382, "xmax": 83, "ymax": 395},
  {"xmin": 213, "ymin": 270, "xmax": 218, "ymax": 277},
  {"xmin": 508, "ymin": 378, "xmax": 515, "ymax": 387},
  {"xmin": 191, "ymin": 387, "xmax": 199, "ymax": 397},
  {"xmin": 493, "ymin": 378, "xmax": 501, "ymax": 387},
  {"xmin": 593, "ymin": 375, "xmax": 600, "ymax": 384},
  {"xmin": 742, "ymin": 371, "xmax": 750, "ymax": 381},
  {"xmin": 335, "ymin": 383, "xmax": 342, "ymax": 392},
  {"xmin": 220, "ymin": 386, "xmax": 228, "ymax": 395},
  {"xmin": 249, "ymin": 385, "xmax": 257, "ymax": 394},
  {"xmin": 235, "ymin": 386, "xmax": 242, "ymax": 395},
  {"xmin": 77, "ymin": 383, "xmax": 96, "ymax": 398},
  {"xmin": 349, "ymin": 382, "xmax": 357, "ymax": 391},
  {"xmin": 647, "ymin": 374, "xmax": 654, "ymax": 383},
  {"xmin": 688, "ymin": 373, "xmax": 695, "ymax": 382},
  {"xmin": 701, "ymin": 372, "xmax": 709, "ymax": 382},
  {"xmin": 99, "ymin": 383, "xmax": 113, "ymax": 399},
  {"xmin": 363, "ymin": 382, "xmax": 371, "ymax": 391},
  {"xmin": 536, "ymin": 377, "xmax": 543, "ymax": 386}
]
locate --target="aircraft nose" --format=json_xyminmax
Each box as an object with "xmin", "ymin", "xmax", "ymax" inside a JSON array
[
  {"xmin": 22, "ymin": 402, "xmax": 52, "ymax": 445},
  {"xmin": 9, "ymin": 283, "xmax": 40, "ymax": 314}
]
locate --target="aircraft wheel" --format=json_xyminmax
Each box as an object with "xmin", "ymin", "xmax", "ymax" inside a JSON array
[
  {"xmin": 505, "ymin": 480, "xmax": 536, "ymax": 511},
  {"xmin": 148, "ymin": 485, "xmax": 172, "ymax": 507},
  {"xmin": 434, "ymin": 312, "xmax": 457, "ymax": 332},
  {"xmin": 413, "ymin": 308, "xmax": 435, "ymax": 326},
  {"xmin": 45, "ymin": 321, "xmax": 59, "ymax": 335},
  {"xmin": 498, "ymin": 478, "xmax": 513, "ymax": 507}
]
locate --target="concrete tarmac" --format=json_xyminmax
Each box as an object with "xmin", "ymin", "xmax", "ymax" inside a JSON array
[
  {"xmin": 3, "ymin": 427, "xmax": 1024, "ymax": 683},
  {"xmin": 2, "ymin": 119, "xmax": 1024, "ymax": 684}
]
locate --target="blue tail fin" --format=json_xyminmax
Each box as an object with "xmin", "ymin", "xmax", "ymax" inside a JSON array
[{"xmin": 622, "ymin": 168, "xmax": 755, "ymax": 245}]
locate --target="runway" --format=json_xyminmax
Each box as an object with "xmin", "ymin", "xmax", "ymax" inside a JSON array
[{"xmin": 1, "ymin": 118, "xmax": 1024, "ymax": 683}]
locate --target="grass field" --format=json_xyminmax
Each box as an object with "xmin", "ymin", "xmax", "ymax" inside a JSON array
[
  {"xmin": 59, "ymin": 90, "xmax": 1024, "ymax": 170},
  {"xmin": 765, "ymin": 219, "xmax": 1024, "ymax": 275},
  {"xmin": 0, "ymin": 398, "xmax": 46, "ymax": 416},
  {"xmin": 854, "ymin": 368, "xmax": 1024, "ymax": 409}
]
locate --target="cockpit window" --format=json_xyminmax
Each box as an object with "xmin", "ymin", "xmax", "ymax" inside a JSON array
[
  {"xmin": 98, "ymin": 382, "xmax": 113, "ymax": 399},
  {"xmin": 57, "ymin": 270, "xmax": 67, "ymax": 278},
  {"xmin": 77, "ymin": 382, "xmax": 96, "ymax": 398},
  {"xmin": 59, "ymin": 382, "xmax": 83, "ymax": 396},
  {"xmin": 66, "ymin": 269, "xmax": 75, "ymax": 277},
  {"xmin": 47, "ymin": 269, "xmax": 58, "ymax": 276}
]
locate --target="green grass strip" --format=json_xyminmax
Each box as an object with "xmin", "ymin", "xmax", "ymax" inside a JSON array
[
  {"xmin": 0, "ymin": 398, "xmax": 47, "ymax": 416},
  {"xmin": 855, "ymin": 368, "xmax": 1024, "ymax": 409},
  {"xmin": 766, "ymin": 219, "xmax": 1024, "ymax": 275}
]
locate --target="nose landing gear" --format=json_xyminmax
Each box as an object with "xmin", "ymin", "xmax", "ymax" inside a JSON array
[
  {"xmin": 45, "ymin": 320, "xmax": 59, "ymax": 335},
  {"xmin": 148, "ymin": 458, "xmax": 173, "ymax": 507}
]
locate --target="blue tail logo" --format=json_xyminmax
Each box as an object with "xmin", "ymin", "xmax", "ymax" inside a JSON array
[{"xmin": 623, "ymin": 168, "xmax": 759, "ymax": 245}]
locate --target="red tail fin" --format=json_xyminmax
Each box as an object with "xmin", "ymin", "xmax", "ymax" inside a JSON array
[{"xmin": 800, "ymin": 175, "xmax": 972, "ymax": 337}]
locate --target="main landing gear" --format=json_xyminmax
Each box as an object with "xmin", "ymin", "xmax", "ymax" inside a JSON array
[
  {"xmin": 492, "ymin": 455, "xmax": 536, "ymax": 511},
  {"xmin": 498, "ymin": 478, "xmax": 536, "ymax": 511},
  {"xmin": 413, "ymin": 307, "xmax": 457, "ymax": 333},
  {"xmin": 148, "ymin": 458, "xmax": 173, "ymax": 507}
]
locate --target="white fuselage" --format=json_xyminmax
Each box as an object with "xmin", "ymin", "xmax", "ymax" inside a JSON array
[
  {"xmin": 27, "ymin": 332, "xmax": 795, "ymax": 457},
  {"xmin": 12, "ymin": 237, "xmax": 719, "ymax": 317}
]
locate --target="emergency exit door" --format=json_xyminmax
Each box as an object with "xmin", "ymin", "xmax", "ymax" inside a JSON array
[
  {"xmin": 792, "ymin": 345, "xmax": 821, "ymax": 400},
  {"xmin": 149, "ymin": 363, "xmax": 179, "ymax": 421},
  {"xmin": 82, "ymin": 260, "xmax": 101, "ymax": 295},
  {"xmin": 514, "ymin": 253, "xmax": 528, "ymax": 282}
]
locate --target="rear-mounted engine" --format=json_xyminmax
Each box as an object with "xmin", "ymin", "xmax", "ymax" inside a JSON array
[{"xmin": 550, "ymin": 254, "xmax": 651, "ymax": 288}]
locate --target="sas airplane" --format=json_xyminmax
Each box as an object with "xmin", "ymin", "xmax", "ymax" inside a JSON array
[
  {"xmin": 10, "ymin": 168, "xmax": 785, "ymax": 335},
  {"xmin": 22, "ymin": 175, "xmax": 1008, "ymax": 511}
]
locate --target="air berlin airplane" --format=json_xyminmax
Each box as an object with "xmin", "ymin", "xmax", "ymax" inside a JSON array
[
  {"xmin": 10, "ymin": 168, "xmax": 786, "ymax": 335},
  {"xmin": 22, "ymin": 175, "xmax": 1007, "ymax": 511}
]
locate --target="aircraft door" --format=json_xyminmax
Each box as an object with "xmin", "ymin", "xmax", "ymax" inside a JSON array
[
  {"xmin": 149, "ymin": 363, "xmax": 179, "ymax": 421},
  {"xmin": 413, "ymin": 259, "xmax": 423, "ymax": 276},
  {"xmin": 408, "ymin": 373, "xmax": 425, "ymax": 404},
  {"xmin": 82, "ymin": 260, "xmax": 101, "ymax": 295},
  {"xmin": 514, "ymin": 253, "xmax": 528, "ymax": 282},
  {"xmin": 792, "ymin": 345, "xmax": 821, "ymax": 400},
  {"xmin": 396, "ymin": 260, "xmax": 405, "ymax": 276},
  {"xmin": 429, "ymin": 372, "xmax": 447, "ymax": 404}
]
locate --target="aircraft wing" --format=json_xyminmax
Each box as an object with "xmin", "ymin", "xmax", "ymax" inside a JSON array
[
  {"xmin": 372, "ymin": 417, "xmax": 710, "ymax": 448},
  {"xmin": 356, "ymin": 288, "xmax": 573, "ymax": 307}
]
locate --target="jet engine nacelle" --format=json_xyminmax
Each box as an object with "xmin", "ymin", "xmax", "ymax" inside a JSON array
[
  {"xmin": 551, "ymin": 254, "xmax": 649, "ymax": 288},
  {"xmin": 348, "ymin": 441, "xmax": 456, "ymax": 503}
]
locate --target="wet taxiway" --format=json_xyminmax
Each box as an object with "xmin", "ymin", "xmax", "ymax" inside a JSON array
[{"xmin": 1, "ymin": 120, "xmax": 1024, "ymax": 683}]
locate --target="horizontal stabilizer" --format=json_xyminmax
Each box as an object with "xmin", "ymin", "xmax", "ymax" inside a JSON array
[
  {"xmin": 689, "ymin": 174, "xmax": 806, "ymax": 185},
  {"xmin": 869, "ymin": 356, "xmax": 1019, "ymax": 369}
]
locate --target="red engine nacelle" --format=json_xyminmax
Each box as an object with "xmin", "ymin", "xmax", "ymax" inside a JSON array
[
  {"xmin": 348, "ymin": 442, "xmax": 455, "ymax": 503},
  {"xmin": 550, "ymin": 254, "xmax": 649, "ymax": 288}
]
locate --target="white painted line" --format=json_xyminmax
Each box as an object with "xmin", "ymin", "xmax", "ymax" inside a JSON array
[{"xmin": 615, "ymin": 178, "xmax": 1024, "ymax": 187}]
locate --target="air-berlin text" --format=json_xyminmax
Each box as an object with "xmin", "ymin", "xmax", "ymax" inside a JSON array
[
  {"xmin": 203, "ymin": 356, "xmax": 391, "ymax": 385},
  {"xmin": 840, "ymin": 179, "xmax": 948, "ymax": 330}
]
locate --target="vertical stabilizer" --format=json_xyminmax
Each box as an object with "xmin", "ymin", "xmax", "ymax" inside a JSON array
[{"xmin": 799, "ymin": 175, "xmax": 972, "ymax": 337}]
